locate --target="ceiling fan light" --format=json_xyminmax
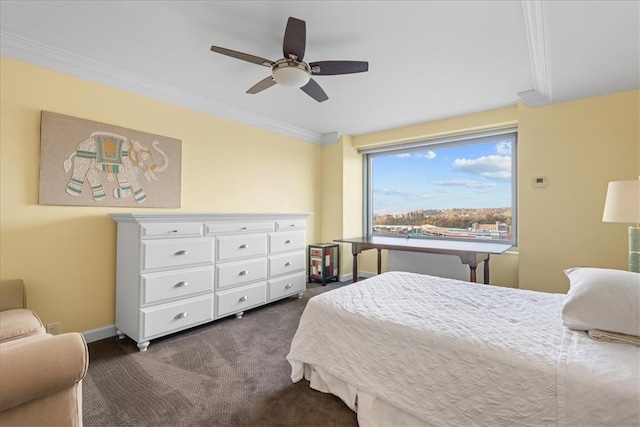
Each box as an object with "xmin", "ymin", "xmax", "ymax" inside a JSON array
[{"xmin": 272, "ymin": 65, "xmax": 310, "ymax": 88}]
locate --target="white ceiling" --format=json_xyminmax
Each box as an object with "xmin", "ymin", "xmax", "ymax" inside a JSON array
[{"xmin": 1, "ymin": 1, "xmax": 638, "ymax": 144}]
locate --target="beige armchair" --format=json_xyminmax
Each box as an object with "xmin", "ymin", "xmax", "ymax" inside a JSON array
[
  {"xmin": 0, "ymin": 279, "xmax": 46, "ymax": 343},
  {"xmin": 0, "ymin": 279, "xmax": 89, "ymax": 426}
]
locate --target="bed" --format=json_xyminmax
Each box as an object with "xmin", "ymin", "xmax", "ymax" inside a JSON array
[{"xmin": 286, "ymin": 270, "xmax": 640, "ymax": 426}]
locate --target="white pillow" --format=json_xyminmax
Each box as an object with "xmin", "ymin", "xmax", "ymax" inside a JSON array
[{"xmin": 562, "ymin": 267, "xmax": 640, "ymax": 337}]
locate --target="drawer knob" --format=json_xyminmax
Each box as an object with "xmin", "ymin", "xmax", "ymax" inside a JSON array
[
  {"xmin": 239, "ymin": 295, "xmax": 248, "ymax": 302},
  {"xmin": 169, "ymin": 230, "xmax": 178, "ymax": 233},
  {"xmin": 174, "ymin": 312, "xmax": 188, "ymax": 320},
  {"xmin": 285, "ymin": 261, "xmax": 292, "ymax": 267},
  {"xmin": 174, "ymin": 281, "xmax": 188, "ymax": 288},
  {"xmin": 285, "ymin": 239, "xmax": 292, "ymax": 244},
  {"xmin": 285, "ymin": 283, "xmax": 293, "ymax": 289},
  {"xmin": 239, "ymin": 244, "xmax": 249, "ymax": 249},
  {"xmin": 289, "ymin": 224, "xmax": 295, "ymax": 228},
  {"xmin": 175, "ymin": 250, "xmax": 189, "ymax": 256},
  {"xmin": 240, "ymin": 226, "xmax": 247, "ymax": 230},
  {"xmin": 239, "ymin": 270, "xmax": 249, "ymax": 276}
]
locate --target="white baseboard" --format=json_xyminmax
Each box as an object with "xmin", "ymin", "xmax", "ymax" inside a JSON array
[
  {"xmin": 338, "ymin": 273, "xmax": 352, "ymax": 282},
  {"xmin": 338, "ymin": 270, "xmax": 376, "ymax": 282},
  {"xmin": 83, "ymin": 325, "xmax": 117, "ymax": 343},
  {"xmin": 358, "ymin": 270, "xmax": 376, "ymax": 279}
]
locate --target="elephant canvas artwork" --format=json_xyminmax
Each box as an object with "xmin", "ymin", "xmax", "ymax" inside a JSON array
[{"xmin": 39, "ymin": 111, "xmax": 181, "ymax": 208}]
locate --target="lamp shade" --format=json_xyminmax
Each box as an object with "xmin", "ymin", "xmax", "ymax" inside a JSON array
[
  {"xmin": 602, "ymin": 179, "xmax": 640, "ymax": 224},
  {"xmin": 272, "ymin": 66, "xmax": 310, "ymax": 88}
]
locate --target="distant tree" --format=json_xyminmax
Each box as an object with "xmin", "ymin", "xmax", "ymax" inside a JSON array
[{"xmin": 374, "ymin": 207, "xmax": 511, "ymax": 230}]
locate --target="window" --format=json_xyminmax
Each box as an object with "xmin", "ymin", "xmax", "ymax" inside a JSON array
[{"xmin": 363, "ymin": 130, "xmax": 517, "ymax": 245}]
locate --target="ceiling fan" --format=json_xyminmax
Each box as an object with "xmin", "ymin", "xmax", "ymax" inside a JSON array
[{"xmin": 210, "ymin": 17, "xmax": 369, "ymax": 103}]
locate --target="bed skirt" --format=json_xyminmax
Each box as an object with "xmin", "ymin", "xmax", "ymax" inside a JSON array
[{"xmin": 302, "ymin": 363, "xmax": 426, "ymax": 427}]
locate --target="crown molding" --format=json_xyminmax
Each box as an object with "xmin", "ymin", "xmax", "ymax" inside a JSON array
[
  {"xmin": 519, "ymin": 0, "xmax": 552, "ymax": 107},
  {"xmin": 0, "ymin": 30, "xmax": 332, "ymax": 145}
]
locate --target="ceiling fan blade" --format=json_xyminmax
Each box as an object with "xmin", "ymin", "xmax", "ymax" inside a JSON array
[
  {"xmin": 300, "ymin": 78, "xmax": 328, "ymax": 103},
  {"xmin": 283, "ymin": 17, "xmax": 306, "ymax": 61},
  {"xmin": 309, "ymin": 61, "xmax": 369, "ymax": 76},
  {"xmin": 210, "ymin": 45, "xmax": 273, "ymax": 67},
  {"xmin": 246, "ymin": 76, "xmax": 277, "ymax": 94}
]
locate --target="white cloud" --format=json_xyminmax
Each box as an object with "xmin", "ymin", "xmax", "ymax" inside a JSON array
[
  {"xmin": 431, "ymin": 179, "xmax": 496, "ymax": 189},
  {"xmin": 394, "ymin": 151, "xmax": 435, "ymax": 160},
  {"xmin": 452, "ymin": 155, "xmax": 511, "ymax": 180},
  {"xmin": 417, "ymin": 150, "xmax": 436, "ymax": 159},
  {"xmin": 374, "ymin": 188, "xmax": 432, "ymax": 198},
  {"xmin": 373, "ymin": 188, "xmax": 433, "ymax": 211},
  {"xmin": 495, "ymin": 140, "xmax": 511, "ymax": 155}
]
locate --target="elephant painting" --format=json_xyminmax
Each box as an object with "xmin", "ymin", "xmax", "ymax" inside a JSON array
[{"xmin": 63, "ymin": 131, "xmax": 169, "ymax": 203}]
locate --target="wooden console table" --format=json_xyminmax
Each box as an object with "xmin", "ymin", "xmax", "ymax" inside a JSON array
[{"xmin": 334, "ymin": 236, "xmax": 511, "ymax": 284}]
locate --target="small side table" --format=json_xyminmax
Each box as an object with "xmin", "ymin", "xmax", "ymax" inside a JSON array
[{"xmin": 308, "ymin": 243, "xmax": 340, "ymax": 285}]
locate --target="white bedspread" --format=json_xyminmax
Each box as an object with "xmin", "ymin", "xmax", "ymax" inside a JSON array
[{"xmin": 287, "ymin": 271, "xmax": 640, "ymax": 426}]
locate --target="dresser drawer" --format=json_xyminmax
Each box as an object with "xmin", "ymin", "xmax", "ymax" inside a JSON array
[
  {"xmin": 268, "ymin": 273, "xmax": 306, "ymax": 301},
  {"xmin": 269, "ymin": 251, "xmax": 305, "ymax": 277},
  {"xmin": 141, "ymin": 294, "xmax": 214, "ymax": 339},
  {"xmin": 275, "ymin": 219, "xmax": 306, "ymax": 231},
  {"xmin": 141, "ymin": 266, "xmax": 214, "ymax": 306},
  {"xmin": 206, "ymin": 221, "xmax": 274, "ymax": 235},
  {"xmin": 216, "ymin": 258, "xmax": 267, "ymax": 290},
  {"xmin": 142, "ymin": 238, "xmax": 214, "ymax": 271},
  {"xmin": 217, "ymin": 234, "xmax": 267, "ymax": 261},
  {"xmin": 269, "ymin": 230, "xmax": 306, "ymax": 253},
  {"xmin": 141, "ymin": 222, "xmax": 204, "ymax": 239},
  {"xmin": 216, "ymin": 282, "xmax": 267, "ymax": 318}
]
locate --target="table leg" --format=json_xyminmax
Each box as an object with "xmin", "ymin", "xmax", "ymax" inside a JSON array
[
  {"xmin": 469, "ymin": 266, "xmax": 477, "ymax": 283},
  {"xmin": 352, "ymin": 252, "xmax": 358, "ymax": 283},
  {"xmin": 484, "ymin": 254, "xmax": 490, "ymax": 284},
  {"xmin": 377, "ymin": 249, "xmax": 382, "ymax": 274}
]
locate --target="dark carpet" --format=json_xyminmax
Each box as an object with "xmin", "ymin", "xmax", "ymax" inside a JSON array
[{"xmin": 83, "ymin": 281, "xmax": 358, "ymax": 427}]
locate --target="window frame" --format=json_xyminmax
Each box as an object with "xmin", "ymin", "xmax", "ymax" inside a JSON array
[{"xmin": 362, "ymin": 129, "xmax": 518, "ymax": 246}]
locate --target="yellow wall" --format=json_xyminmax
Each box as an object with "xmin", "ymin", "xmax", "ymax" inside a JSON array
[
  {"xmin": 518, "ymin": 91, "xmax": 639, "ymax": 292},
  {"xmin": 3, "ymin": 56, "xmax": 638, "ymax": 335},
  {"xmin": 318, "ymin": 134, "xmax": 364, "ymax": 279},
  {"xmin": 320, "ymin": 137, "xmax": 343, "ymax": 244},
  {"xmin": 340, "ymin": 135, "xmax": 365, "ymax": 275},
  {"xmin": 0, "ymin": 58, "xmax": 321, "ymax": 334},
  {"xmin": 352, "ymin": 106, "xmax": 519, "ymax": 149}
]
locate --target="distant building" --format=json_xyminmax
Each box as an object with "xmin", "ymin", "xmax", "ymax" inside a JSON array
[{"xmin": 373, "ymin": 208, "xmax": 512, "ymax": 241}]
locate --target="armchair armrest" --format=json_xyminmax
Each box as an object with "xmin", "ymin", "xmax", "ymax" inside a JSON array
[
  {"xmin": 0, "ymin": 279, "xmax": 26, "ymax": 311},
  {"xmin": 0, "ymin": 333, "xmax": 89, "ymax": 412}
]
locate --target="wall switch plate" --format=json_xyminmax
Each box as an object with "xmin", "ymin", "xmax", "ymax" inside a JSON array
[{"xmin": 532, "ymin": 176, "xmax": 548, "ymax": 188}]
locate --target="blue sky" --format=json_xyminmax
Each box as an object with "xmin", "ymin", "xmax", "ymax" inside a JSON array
[{"xmin": 372, "ymin": 139, "xmax": 513, "ymax": 213}]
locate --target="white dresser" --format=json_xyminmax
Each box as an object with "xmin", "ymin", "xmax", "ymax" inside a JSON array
[{"xmin": 109, "ymin": 213, "xmax": 311, "ymax": 351}]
